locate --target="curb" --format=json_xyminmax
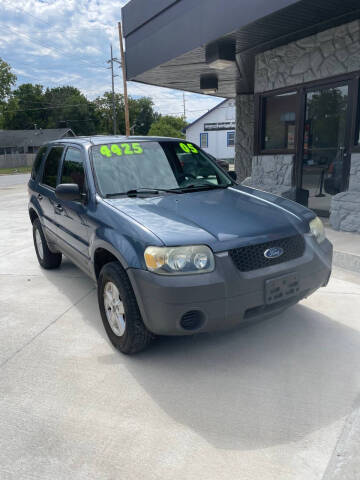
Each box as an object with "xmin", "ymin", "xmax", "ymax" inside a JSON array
[{"xmin": 321, "ymin": 407, "xmax": 360, "ymax": 480}]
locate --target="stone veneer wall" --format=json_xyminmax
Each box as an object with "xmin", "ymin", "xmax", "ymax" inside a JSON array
[
  {"xmin": 235, "ymin": 95, "xmax": 254, "ymax": 182},
  {"xmin": 255, "ymin": 20, "xmax": 360, "ymax": 93},
  {"xmin": 330, "ymin": 154, "xmax": 360, "ymax": 233},
  {"xmin": 239, "ymin": 19, "xmax": 360, "ymax": 233},
  {"xmin": 242, "ymin": 155, "xmax": 295, "ymax": 199}
]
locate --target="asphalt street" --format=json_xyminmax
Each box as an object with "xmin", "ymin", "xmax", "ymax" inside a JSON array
[{"xmin": 1, "ymin": 179, "xmax": 360, "ymax": 480}]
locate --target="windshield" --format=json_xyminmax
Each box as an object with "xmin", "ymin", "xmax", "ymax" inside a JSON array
[{"xmin": 90, "ymin": 141, "xmax": 232, "ymax": 196}]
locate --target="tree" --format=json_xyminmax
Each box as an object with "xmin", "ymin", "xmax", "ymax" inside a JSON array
[
  {"xmin": 128, "ymin": 97, "xmax": 160, "ymax": 135},
  {"xmin": 92, "ymin": 92, "xmax": 159, "ymax": 135},
  {"xmin": 2, "ymin": 84, "xmax": 97, "ymax": 134},
  {"xmin": 44, "ymin": 86, "xmax": 97, "ymax": 135},
  {"xmin": 148, "ymin": 115, "xmax": 187, "ymax": 138},
  {"xmin": 92, "ymin": 91, "xmax": 122, "ymax": 134},
  {"xmin": 3, "ymin": 83, "xmax": 47, "ymax": 130},
  {"xmin": 0, "ymin": 58, "xmax": 16, "ymax": 102}
]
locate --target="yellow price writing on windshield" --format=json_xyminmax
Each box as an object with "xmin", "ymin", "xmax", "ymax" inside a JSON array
[
  {"xmin": 179, "ymin": 143, "xmax": 198, "ymax": 154},
  {"xmin": 100, "ymin": 143, "xmax": 143, "ymax": 157}
]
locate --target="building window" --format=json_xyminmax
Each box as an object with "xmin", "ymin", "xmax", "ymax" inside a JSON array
[
  {"xmin": 227, "ymin": 131, "xmax": 235, "ymax": 147},
  {"xmin": 200, "ymin": 133, "xmax": 208, "ymax": 148},
  {"xmin": 262, "ymin": 91, "xmax": 297, "ymax": 151}
]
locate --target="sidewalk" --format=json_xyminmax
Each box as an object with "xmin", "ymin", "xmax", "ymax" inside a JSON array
[{"xmin": 324, "ymin": 220, "xmax": 360, "ymax": 274}]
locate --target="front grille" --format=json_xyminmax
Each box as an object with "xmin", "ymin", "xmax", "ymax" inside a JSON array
[{"xmin": 229, "ymin": 234, "xmax": 305, "ymax": 272}]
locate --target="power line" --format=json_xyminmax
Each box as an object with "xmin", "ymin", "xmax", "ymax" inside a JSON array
[
  {"xmin": 0, "ymin": 22, "xmax": 108, "ymax": 71},
  {"xmin": 1, "ymin": 103, "xmax": 91, "ymax": 114},
  {"xmin": 0, "ymin": 97, "xmax": 230, "ymax": 117},
  {"xmin": 1, "ymin": 1, "xmax": 116, "ymax": 35}
]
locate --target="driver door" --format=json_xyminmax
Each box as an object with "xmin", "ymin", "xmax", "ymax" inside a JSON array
[{"xmin": 55, "ymin": 146, "xmax": 91, "ymax": 270}]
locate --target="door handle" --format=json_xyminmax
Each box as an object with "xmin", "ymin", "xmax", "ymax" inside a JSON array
[
  {"xmin": 55, "ymin": 203, "xmax": 63, "ymax": 213},
  {"xmin": 37, "ymin": 194, "xmax": 43, "ymax": 200}
]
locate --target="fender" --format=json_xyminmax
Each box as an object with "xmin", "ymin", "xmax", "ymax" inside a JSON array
[
  {"xmin": 28, "ymin": 197, "xmax": 44, "ymax": 224},
  {"xmin": 90, "ymin": 238, "xmax": 130, "ymax": 272}
]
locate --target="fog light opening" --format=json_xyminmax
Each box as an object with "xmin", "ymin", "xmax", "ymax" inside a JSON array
[{"xmin": 180, "ymin": 310, "xmax": 205, "ymax": 331}]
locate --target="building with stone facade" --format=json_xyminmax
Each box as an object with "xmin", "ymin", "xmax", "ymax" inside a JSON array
[{"xmin": 122, "ymin": 0, "xmax": 360, "ymax": 232}]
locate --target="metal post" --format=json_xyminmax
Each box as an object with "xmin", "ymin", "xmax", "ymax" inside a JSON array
[{"xmin": 118, "ymin": 21, "xmax": 130, "ymax": 137}]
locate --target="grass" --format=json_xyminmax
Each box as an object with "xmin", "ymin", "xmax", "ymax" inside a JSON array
[{"xmin": 0, "ymin": 166, "xmax": 32, "ymax": 175}]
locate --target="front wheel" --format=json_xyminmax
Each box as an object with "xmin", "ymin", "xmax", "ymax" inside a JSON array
[
  {"xmin": 98, "ymin": 262, "xmax": 154, "ymax": 354},
  {"xmin": 33, "ymin": 218, "xmax": 62, "ymax": 269}
]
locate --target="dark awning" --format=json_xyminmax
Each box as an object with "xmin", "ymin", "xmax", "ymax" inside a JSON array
[{"xmin": 122, "ymin": 0, "xmax": 360, "ymax": 97}]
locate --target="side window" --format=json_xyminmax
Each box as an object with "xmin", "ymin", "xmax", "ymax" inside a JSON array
[
  {"xmin": 261, "ymin": 91, "xmax": 297, "ymax": 151},
  {"xmin": 31, "ymin": 145, "xmax": 48, "ymax": 180},
  {"xmin": 227, "ymin": 131, "xmax": 235, "ymax": 147},
  {"xmin": 200, "ymin": 133, "xmax": 208, "ymax": 148},
  {"xmin": 41, "ymin": 146, "xmax": 64, "ymax": 188},
  {"xmin": 61, "ymin": 147, "xmax": 86, "ymax": 193}
]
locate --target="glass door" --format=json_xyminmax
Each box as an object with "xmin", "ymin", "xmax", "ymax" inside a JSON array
[{"xmin": 301, "ymin": 84, "xmax": 350, "ymax": 216}]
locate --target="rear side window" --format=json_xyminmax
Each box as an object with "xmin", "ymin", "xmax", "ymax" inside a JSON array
[
  {"xmin": 31, "ymin": 146, "xmax": 48, "ymax": 180},
  {"xmin": 41, "ymin": 146, "xmax": 64, "ymax": 188},
  {"xmin": 60, "ymin": 147, "xmax": 86, "ymax": 193}
]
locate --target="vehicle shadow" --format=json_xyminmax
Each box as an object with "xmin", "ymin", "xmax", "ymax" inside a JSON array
[
  {"xmin": 43, "ymin": 261, "xmax": 360, "ymax": 452},
  {"xmin": 99, "ymin": 303, "xmax": 360, "ymax": 451}
]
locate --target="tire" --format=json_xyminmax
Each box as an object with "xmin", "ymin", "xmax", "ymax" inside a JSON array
[
  {"xmin": 33, "ymin": 218, "xmax": 62, "ymax": 269},
  {"xmin": 98, "ymin": 261, "xmax": 154, "ymax": 354}
]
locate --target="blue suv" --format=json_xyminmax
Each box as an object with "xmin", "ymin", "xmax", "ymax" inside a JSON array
[{"xmin": 28, "ymin": 136, "xmax": 332, "ymax": 354}]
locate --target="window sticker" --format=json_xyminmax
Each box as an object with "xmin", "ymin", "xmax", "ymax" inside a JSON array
[
  {"xmin": 179, "ymin": 142, "xmax": 198, "ymax": 154},
  {"xmin": 100, "ymin": 143, "xmax": 143, "ymax": 157}
]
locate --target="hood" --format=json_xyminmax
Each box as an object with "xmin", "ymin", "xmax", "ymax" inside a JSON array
[{"xmin": 105, "ymin": 186, "xmax": 312, "ymax": 252}]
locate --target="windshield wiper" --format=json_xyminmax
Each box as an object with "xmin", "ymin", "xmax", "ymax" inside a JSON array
[
  {"xmin": 105, "ymin": 187, "xmax": 183, "ymax": 198},
  {"xmin": 179, "ymin": 184, "xmax": 229, "ymax": 192},
  {"xmin": 105, "ymin": 184, "xmax": 230, "ymax": 198}
]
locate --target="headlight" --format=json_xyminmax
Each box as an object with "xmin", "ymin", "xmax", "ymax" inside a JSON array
[
  {"xmin": 144, "ymin": 245, "xmax": 215, "ymax": 275},
  {"xmin": 309, "ymin": 216, "xmax": 326, "ymax": 243}
]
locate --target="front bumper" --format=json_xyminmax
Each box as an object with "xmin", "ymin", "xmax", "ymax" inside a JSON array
[{"xmin": 127, "ymin": 236, "xmax": 333, "ymax": 335}]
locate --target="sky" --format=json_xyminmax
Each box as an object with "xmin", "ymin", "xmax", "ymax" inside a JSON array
[{"xmin": 0, "ymin": 0, "xmax": 223, "ymax": 122}]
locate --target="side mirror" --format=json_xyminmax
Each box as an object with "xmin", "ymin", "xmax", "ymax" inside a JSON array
[
  {"xmin": 55, "ymin": 183, "xmax": 82, "ymax": 202},
  {"xmin": 228, "ymin": 171, "xmax": 237, "ymax": 181}
]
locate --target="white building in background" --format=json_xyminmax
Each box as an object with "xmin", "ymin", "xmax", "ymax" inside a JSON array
[{"xmin": 185, "ymin": 99, "xmax": 235, "ymax": 161}]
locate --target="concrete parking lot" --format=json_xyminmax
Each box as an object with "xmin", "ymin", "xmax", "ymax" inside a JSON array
[{"xmin": 1, "ymin": 180, "xmax": 360, "ymax": 480}]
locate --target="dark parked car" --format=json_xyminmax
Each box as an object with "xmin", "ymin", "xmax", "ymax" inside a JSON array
[
  {"xmin": 207, "ymin": 153, "xmax": 230, "ymax": 172},
  {"xmin": 28, "ymin": 136, "xmax": 332, "ymax": 354}
]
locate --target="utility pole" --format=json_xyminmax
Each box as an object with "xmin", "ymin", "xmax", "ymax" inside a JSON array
[
  {"xmin": 182, "ymin": 92, "xmax": 186, "ymax": 121},
  {"xmin": 107, "ymin": 44, "xmax": 117, "ymax": 135},
  {"xmin": 118, "ymin": 21, "xmax": 130, "ymax": 136}
]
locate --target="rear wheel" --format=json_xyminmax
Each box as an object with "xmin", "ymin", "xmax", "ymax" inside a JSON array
[
  {"xmin": 98, "ymin": 261, "xmax": 153, "ymax": 354},
  {"xmin": 33, "ymin": 218, "xmax": 62, "ymax": 269}
]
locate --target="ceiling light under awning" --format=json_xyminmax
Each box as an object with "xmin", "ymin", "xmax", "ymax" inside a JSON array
[
  {"xmin": 205, "ymin": 41, "xmax": 236, "ymax": 70},
  {"xmin": 200, "ymin": 75, "xmax": 218, "ymax": 94}
]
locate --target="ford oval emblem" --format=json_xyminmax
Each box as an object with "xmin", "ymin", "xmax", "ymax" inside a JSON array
[{"xmin": 264, "ymin": 247, "xmax": 284, "ymax": 259}]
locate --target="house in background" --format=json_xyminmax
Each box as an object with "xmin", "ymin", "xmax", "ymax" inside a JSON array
[
  {"xmin": 185, "ymin": 99, "xmax": 235, "ymax": 162},
  {"xmin": 0, "ymin": 128, "xmax": 75, "ymax": 155}
]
